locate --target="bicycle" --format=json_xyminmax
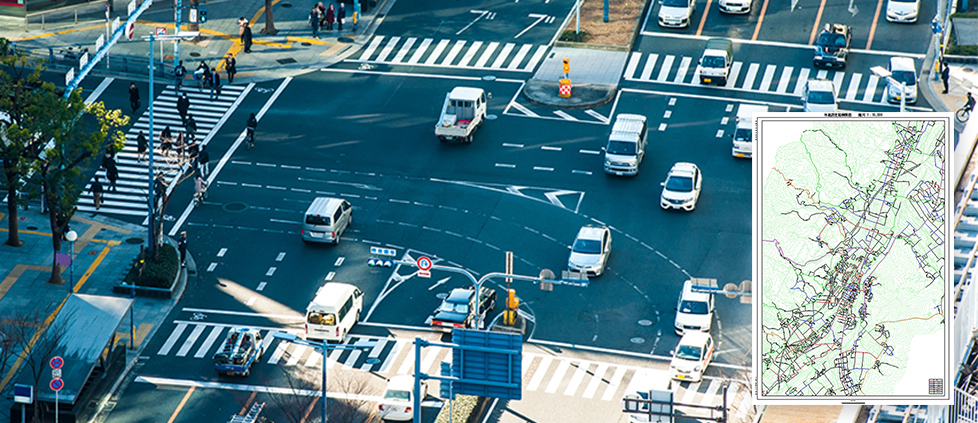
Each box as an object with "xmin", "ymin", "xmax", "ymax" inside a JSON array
[
  {"xmin": 958, "ymin": 106, "xmax": 972, "ymax": 123},
  {"xmin": 245, "ymin": 127, "xmax": 255, "ymax": 150}
]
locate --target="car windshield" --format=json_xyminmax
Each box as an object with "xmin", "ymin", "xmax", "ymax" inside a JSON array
[
  {"xmin": 662, "ymin": 0, "xmax": 689, "ymax": 7},
  {"xmin": 680, "ymin": 300, "xmax": 710, "ymax": 314},
  {"xmin": 665, "ymin": 175, "xmax": 694, "ymax": 192},
  {"xmin": 384, "ymin": 389, "xmax": 410, "ymax": 402},
  {"xmin": 676, "ymin": 344, "xmax": 703, "ymax": 361},
  {"xmin": 572, "ymin": 239, "xmax": 602, "ymax": 254},
  {"xmin": 892, "ymin": 70, "xmax": 916, "ymax": 85},
  {"xmin": 733, "ymin": 127, "xmax": 751, "ymax": 141},
  {"xmin": 606, "ymin": 140, "xmax": 636, "ymax": 155},
  {"xmin": 439, "ymin": 301, "xmax": 469, "ymax": 314},
  {"xmin": 702, "ymin": 56, "xmax": 725, "ymax": 68},
  {"xmin": 817, "ymin": 33, "xmax": 846, "ymax": 48},
  {"xmin": 807, "ymin": 90, "xmax": 835, "ymax": 104}
]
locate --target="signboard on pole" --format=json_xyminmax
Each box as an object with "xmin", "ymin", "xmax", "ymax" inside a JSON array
[
  {"xmin": 127, "ymin": 0, "xmax": 136, "ymax": 16},
  {"xmin": 49, "ymin": 378, "xmax": 63, "ymax": 391},
  {"xmin": 50, "ymin": 356, "xmax": 64, "ymax": 369},
  {"xmin": 189, "ymin": 8, "xmax": 198, "ymax": 23},
  {"xmin": 95, "ymin": 34, "xmax": 105, "ymax": 51},
  {"xmin": 65, "ymin": 68, "xmax": 74, "ymax": 86},
  {"xmin": 112, "ymin": 16, "xmax": 121, "ymax": 33},
  {"xmin": 370, "ymin": 246, "xmax": 396, "ymax": 257},
  {"xmin": 417, "ymin": 256, "xmax": 432, "ymax": 278},
  {"xmin": 79, "ymin": 52, "xmax": 88, "ymax": 69},
  {"xmin": 450, "ymin": 329, "xmax": 522, "ymax": 400},
  {"xmin": 13, "ymin": 384, "xmax": 33, "ymax": 404},
  {"xmin": 126, "ymin": 21, "xmax": 135, "ymax": 40},
  {"xmin": 155, "ymin": 26, "xmax": 166, "ymax": 37}
]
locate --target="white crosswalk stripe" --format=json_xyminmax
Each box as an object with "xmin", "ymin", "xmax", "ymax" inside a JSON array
[
  {"xmin": 623, "ymin": 52, "xmax": 901, "ymax": 105},
  {"xmin": 77, "ymin": 84, "xmax": 249, "ymax": 217},
  {"xmin": 349, "ymin": 36, "xmax": 549, "ymax": 72},
  {"xmin": 155, "ymin": 322, "xmax": 732, "ymax": 408}
]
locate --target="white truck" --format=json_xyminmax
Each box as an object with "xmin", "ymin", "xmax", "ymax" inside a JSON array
[
  {"xmin": 435, "ymin": 87, "xmax": 487, "ymax": 143},
  {"xmin": 731, "ymin": 104, "xmax": 767, "ymax": 158},
  {"xmin": 696, "ymin": 38, "xmax": 733, "ymax": 86}
]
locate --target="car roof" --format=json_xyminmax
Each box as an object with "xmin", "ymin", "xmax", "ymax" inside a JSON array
[
  {"xmin": 576, "ymin": 225, "xmax": 607, "ymax": 240},
  {"xmin": 447, "ymin": 287, "xmax": 475, "ymax": 302},
  {"xmin": 668, "ymin": 162, "xmax": 699, "ymax": 178},
  {"xmin": 679, "ymin": 331, "xmax": 712, "ymax": 346},
  {"xmin": 806, "ymin": 78, "xmax": 835, "ymax": 91},
  {"xmin": 387, "ymin": 375, "xmax": 415, "ymax": 390},
  {"xmin": 889, "ymin": 56, "xmax": 915, "ymax": 71},
  {"xmin": 450, "ymin": 87, "xmax": 484, "ymax": 101},
  {"xmin": 682, "ymin": 280, "xmax": 712, "ymax": 303}
]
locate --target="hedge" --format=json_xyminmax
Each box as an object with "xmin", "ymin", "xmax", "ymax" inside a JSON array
[{"xmin": 124, "ymin": 244, "xmax": 179, "ymax": 288}]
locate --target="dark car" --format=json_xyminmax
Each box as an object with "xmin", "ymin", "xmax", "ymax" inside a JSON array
[
  {"xmin": 813, "ymin": 23, "xmax": 851, "ymax": 69},
  {"xmin": 430, "ymin": 286, "xmax": 497, "ymax": 333}
]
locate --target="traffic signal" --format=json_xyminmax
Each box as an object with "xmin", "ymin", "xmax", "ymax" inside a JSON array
[
  {"xmin": 562, "ymin": 58, "xmax": 570, "ymax": 74},
  {"xmin": 199, "ymin": 8, "xmax": 208, "ymax": 23}
]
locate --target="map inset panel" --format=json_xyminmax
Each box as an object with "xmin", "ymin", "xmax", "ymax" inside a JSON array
[{"xmin": 754, "ymin": 114, "xmax": 952, "ymax": 405}]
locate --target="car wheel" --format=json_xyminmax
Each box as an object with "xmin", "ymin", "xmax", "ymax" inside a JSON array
[{"xmin": 243, "ymin": 368, "xmax": 250, "ymax": 377}]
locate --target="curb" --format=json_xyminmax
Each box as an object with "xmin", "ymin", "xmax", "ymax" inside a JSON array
[{"xmin": 522, "ymin": 79, "xmax": 617, "ymax": 109}]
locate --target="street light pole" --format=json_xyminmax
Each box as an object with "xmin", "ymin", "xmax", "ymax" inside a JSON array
[
  {"xmin": 65, "ymin": 230, "xmax": 77, "ymax": 294},
  {"xmin": 322, "ymin": 338, "xmax": 327, "ymax": 423},
  {"xmin": 147, "ymin": 33, "xmax": 156, "ymax": 255}
]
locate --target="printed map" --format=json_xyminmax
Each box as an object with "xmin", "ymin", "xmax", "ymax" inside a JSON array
[{"xmin": 755, "ymin": 115, "xmax": 951, "ymax": 404}]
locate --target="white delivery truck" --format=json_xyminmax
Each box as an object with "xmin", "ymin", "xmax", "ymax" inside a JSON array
[
  {"xmin": 435, "ymin": 87, "xmax": 487, "ymax": 143},
  {"xmin": 696, "ymin": 38, "xmax": 733, "ymax": 86},
  {"xmin": 731, "ymin": 104, "xmax": 767, "ymax": 158}
]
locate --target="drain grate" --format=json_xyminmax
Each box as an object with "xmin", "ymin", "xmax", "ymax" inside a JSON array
[
  {"xmin": 189, "ymin": 52, "xmax": 200, "ymax": 57},
  {"xmin": 126, "ymin": 237, "xmax": 144, "ymax": 244},
  {"xmin": 301, "ymin": 42, "xmax": 311, "ymax": 46},
  {"xmin": 277, "ymin": 58, "xmax": 298, "ymax": 65}
]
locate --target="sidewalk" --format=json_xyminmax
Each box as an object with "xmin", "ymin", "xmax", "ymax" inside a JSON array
[{"xmin": 0, "ymin": 0, "xmax": 389, "ymax": 84}]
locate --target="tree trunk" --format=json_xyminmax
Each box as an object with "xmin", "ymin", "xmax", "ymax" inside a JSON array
[
  {"xmin": 261, "ymin": 0, "xmax": 278, "ymax": 35},
  {"xmin": 47, "ymin": 194, "xmax": 63, "ymax": 286},
  {"xmin": 4, "ymin": 185, "xmax": 20, "ymax": 247}
]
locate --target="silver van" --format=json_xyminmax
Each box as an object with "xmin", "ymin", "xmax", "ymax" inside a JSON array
[
  {"xmin": 885, "ymin": 56, "xmax": 918, "ymax": 105},
  {"xmin": 301, "ymin": 197, "xmax": 352, "ymax": 244},
  {"xmin": 603, "ymin": 114, "xmax": 648, "ymax": 176}
]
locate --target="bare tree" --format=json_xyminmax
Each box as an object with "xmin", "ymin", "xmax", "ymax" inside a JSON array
[
  {"xmin": 721, "ymin": 349, "xmax": 756, "ymax": 423},
  {"xmin": 2, "ymin": 306, "xmax": 72, "ymax": 423},
  {"xmin": 261, "ymin": 366, "xmax": 375, "ymax": 423}
]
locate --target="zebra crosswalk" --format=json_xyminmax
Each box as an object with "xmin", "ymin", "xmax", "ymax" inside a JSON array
[
  {"xmin": 77, "ymin": 84, "xmax": 250, "ymax": 217},
  {"xmin": 155, "ymin": 321, "xmax": 728, "ymax": 408},
  {"xmin": 348, "ymin": 36, "xmax": 550, "ymax": 73},
  {"xmin": 623, "ymin": 52, "xmax": 903, "ymax": 105}
]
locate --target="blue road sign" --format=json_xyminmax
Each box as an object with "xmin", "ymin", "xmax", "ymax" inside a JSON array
[
  {"xmin": 50, "ymin": 378, "xmax": 63, "ymax": 391},
  {"xmin": 50, "ymin": 356, "xmax": 64, "ymax": 369},
  {"xmin": 370, "ymin": 246, "xmax": 397, "ymax": 257},
  {"xmin": 451, "ymin": 329, "xmax": 522, "ymax": 400},
  {"xmin": 13, "ymin": 384, "xmax": 33, "ymax": 404}
]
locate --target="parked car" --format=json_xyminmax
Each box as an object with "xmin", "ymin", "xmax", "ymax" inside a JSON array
[
  {"xmin": 886, "ymin": 0, "xmax": 920, "ymax": 23},
  {"xmin": 670, "ymin": 332, "xmax": 714, "ymax": 382},
  {"xmin": 568, "ymin": 225, "xmax": 612, "ymax": 277},
  {"xmin": 430, "ymin": 286, "xmax": 497, "ymax": 332},
  {"xmin": 718, "ymin": 0, "xmax": 752, "ymax": 14},
  {"xmin": 379, "ymin": 375, "xmax": 427, "ymax": 421},
  {"xmin": 885, "ymin": 56, "xmax": 918, "ymax": 105},
  {"xmin": 660, "ymin": 162, "xmax": 702, "ymax": 212},
  {"xmin": 802, "ymin": 79, "xmax": 838, "ymax": 113}
]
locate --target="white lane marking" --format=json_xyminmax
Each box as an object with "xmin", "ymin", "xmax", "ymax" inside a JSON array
[
  {"xmin": 585, "ymin": 110, "xmax": 609, "ymax": 123},
  {"xmin": 742, "ymin": 63, "xmax": 760, "ymax": 90},
  {"xmin": 524, "ymin": 45, "xmax": 549, "ymax": 71},
  {"xmin": 424, "ymin": 40, "xmax": 451, "ymax": 65},
  {"xmin": 217, "ymin": 248, "xmax": 227, "ymax": 257},
  {"xmin": 495, "ymin": 163, "xmax": 516, "ymax": 168},
  {"xmin": 325, "ymin": 271, "xmax": 335, "ymax": 281},
  {"xmin": 541, "ymin": 146, "xmax": 562, "ymax": 151},
  {"xmin": 286, "ymin": 345, "xmax": 307, "ymax": 366},
  {"xmin": 246, "ymin": 296, "xmax": 257, "ymax": 306},
  {"xmin": 397, "ymin": 346, "xmax": 416, "ymax": 375},
  {"xmin": 375, "ymin": 36, "xmax": 400, "ymax": 62},
  {"xmin": 379, "ymin": 339, "xmax": 406, "ymax": 374},
  {"xmin": 701, "ymin": 378, "xmax": 724, "ymax": 405},
  {"xmin": 572, "ymin": 170, "xmax": 592, "ymax": 175},
  {"xmin": 207, "ymin": 263, "xmax": 218, "ymax": 272},
  {"xmin": 503, "ymin": 143, "xmax": 524, "ymax": 148},
  {"xmin": 268, "ymin": 341, "xmax": 288, "ymax": 364},
  {"xmin": 429, "ymin": 276, "xmax": 452, "ymax": 291},
  {"xmin": 640, "ymin": 53, "xmax": 659, "ymax": 80},
  {"xmin": 759, "ymin": 64, "xmax": 777, "ymax": 92},
  {"xmin": 515, "ymin": 13, "xmax": 549, "ymax": 39},
  {"xmin": 681, "ymin": 381, "xmax": 701, "ymax": 403},
  {"xmin": 658, "ymin": 123, "xmax": 667, "ymax": 131},
  {"xmin": 474, "ymin": 42, "xmax": 499, "ymax": 68},
  {"xmin": 491, "ymin": 43, "xmax": 516, "ymax": 68},
  {"xmin": 527, "ymin": 356, "xmax": 553, "ymax": 391},
  {"xmin": 846, "ymin": 73, "xmax": 862, "ymax": 100},
  {"xmin": 359, "ymin": 35, "xmax": 384, "ymax": 60},
  {"xmin": 776, "ymin": 66, "xmax": 793, "ymax": 93},
  {"xmin": 266, "ymin": 267, "xmax": 276, "ymax": 276},
  {"xmin": 624, "ymin": 52, "xmax": 641, "ymax": 79},
  {"xmin": 458, "ymin": 10, "xmax": 489, "ymax": 36},
  {"xmin": 194, "ymin": 325, "xmax": 224, "ymax": 358},
  {"xmin": 407, "ymin": 38, "xmax": 433, "ymax": 64},
  {"xmin": 158, "ymin": 323, "xmax": 187, "ymax": 355},
  {"xmin": 533, "ymin": 166, "xmax": 554, "ymax": 171},
  {"xmin": 579, "ymin": 149, "xmax": 601, "ymax": 155},
  {"xmin": 276, "ymin": 252, "xmax": 286, "ymax": 262},
  {"xmin": 334, "ymin": 257, "xmax": 345, "ymax": 266},
  {"xmin": 508, "ymin": 44, "xmax": 533, "ymax": 70},
  {"xmin": 257, "ymin": 282, "xmax": 267, "ymax": 291},
  {"xmin": 175, "ymin": 324, "xmax": 206, "ymax": 357},
  {"xmin": 343, "ymin": 348, "xmax": 363, "ymax": 369},
  {"xmin": 509, "ymin": 101, "xmax": 539, "ymax": 117},
  {"xmin": 582, "ymin": 363, "xmax": 609, "ymax": 399},
  {"xmin": 656, "ymin": 55, "xmax": 674, "ymax": 82},
  {"xmin": 554, "ymin": 110, "xmax": 578, "ymax": 121},
  {"xmin": 456, "ymin": 41, "xmax": 482, "ymax": 67},
  {"xmin": 674, "ymin": 56, "xmax": 692, "ymax": 83},
  {"xmin": 440, "ymin": 40, "xmax": 466, "ymax": 66},
  {"xmin": 794, "ymin": 68, "xmax": 810, "ymax": 96},
  {"xmin": 391, "ymin": 37, "xmax": 416, "ymax": 63},
  {"xmin": 601, "ymin": 366, "xmax": 628, "ymax": 401},
  {"xmin": 863, "ymin": 75, "xmax": 880, "ymax": 102},
  {"xmin": 304, "ymin": 350, "xmax": 320, "ymax": 367}
]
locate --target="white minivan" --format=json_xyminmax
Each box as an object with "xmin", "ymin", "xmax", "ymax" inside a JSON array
[
  {"xmin": 305, "ymin": 282, "xmax": 363, "ymax": 342},
  {"xmin": 301, "ymin": 197, "xmax": 352, "ymax": 244},
  {"xmin": 885, "ymin": 56, "xmax": 918, "ymax": 105}
]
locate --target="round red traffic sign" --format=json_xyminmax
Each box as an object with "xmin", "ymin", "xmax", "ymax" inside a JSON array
[
  {"xmin": 50, "ymin": 356, "xmax": 63, "ymax": 370},
  {"xmin": 417, "ymin": 256, "xmax": 432, "ymax": 271},
  {"xmin": 50, "ymin": 378, "xmax": 63, "ymax": 391}
]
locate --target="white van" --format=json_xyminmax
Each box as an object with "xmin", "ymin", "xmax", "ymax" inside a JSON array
[
  {"xmin": 301, "ymin": 197, "xmax": 352, "ymax": 244},
  {"xmin": 885, "ymin": 56, "xmax": 918, "ymax": 105},
  {"xmin": 732, "ymin": 104, "xmax": 767, "ymax": 158},
  {"xmin": 305, "ymin": 282, "xmax": 364, "ymax": 342},
  {"xmin": 603, "ymin": 114, "xmax": 648, "ymax": 176}
]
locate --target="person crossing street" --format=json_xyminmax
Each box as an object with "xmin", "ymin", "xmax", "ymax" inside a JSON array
[
  {"xmin": 89, "ymin": 178, "xmax": 104, "ymax": 210},
  {"xmin": 128, "ymin": 82, "xmax": 140, "ymax": 114},
  {"xmin": 224, "ymin": 54, "xmax": 237, "ymax": 84},
  {"xmin": 197, "ymin": 144, "xmax": 211, "ymax": 177},
  {"xmin": 209, "ymin": 69, "xmax": 221, "ymax": 100},
  {"xmin": 177, "ymin": 93, "xmax": 190, "ymax": 124},
  {"xmin": 175, "ymin": 60, "xmax": 187, "ymax": 91}
]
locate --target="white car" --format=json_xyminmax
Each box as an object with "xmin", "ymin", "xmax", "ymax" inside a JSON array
[
  {"xmin": 378, "ymin": 375, "xmax": 427, "ymax": 421},
  {"xmin": 718, "ymin": 0, "xmax": 752, "ymax": 13},
  {"xmin": 674, "ymin": 280, "xmax": 714, "ymax": 335},
  {"xmin": 886, "ymin": 0, "xmax": 919, "ymax": 23},
  {"xmin": 658, "ymin": 0, "xmax": 696, "ymax": 28},
  {"xmin": 670, "ymin": 332, "xmax": 714, "ymax": 382},
  {"xmin": 660, "ymin": 162, "xmax": 702, "ymax": 212},
  {"xmin": 568, "ymin": 225, "xmax": 612, "ymax": 277},
  {"xmin": 885, "ymin": 56, "xmax": 918, "ymax": 105},
  {"xmin": 802, "ymin": 78, "xmax": 838, "ymax": 113}
]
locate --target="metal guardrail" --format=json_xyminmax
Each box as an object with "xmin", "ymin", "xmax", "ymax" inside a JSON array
[{"xmin": 8, "ymin": 43, "xmax": 175, "ymax": 82}]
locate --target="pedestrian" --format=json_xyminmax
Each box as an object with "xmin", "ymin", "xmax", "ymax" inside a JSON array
[
  {"xmin": 325, "ymin": 3, "xmax": 335, "ymax": 30},
  {"xmin": 101, "ymin": 148, "xmax": 116, "ymax": 171},
  {"xmin": 178, "ymin": 231, "xmax": 188, "ymax": 267},
  {"xmin": 210, "ymin": 69, "xmax": 221, "ymax": 100},
  {"xmin": 177, "ymin": 93, "xmax": 190, "ymax": 123},
  {"xmin": 161, "ymin": 131, "xmax": 175, "ymax": 157},
  {"xmin": 90, "ymin": 178, "xmax": 104, "ymax": 210},
  {"xmin": 187, "ymin": 137, "xmax": 199, "ymax": 160},
  {"xmin": 186, "ymin": 114, "xmax": 198, "ymax": 136},
  {"xmin": 175, "ymin": 60, "xmax": 187, "ymax": 91},
  {"xmin": 128, "ymin": 82, "xmax": 140, "ymax": 114},
  {"xmin": 337, "ymin": 3, "xmax": 346, "ymax": 31},
  {"xmin": 224, "ymin": 54, "xmax": 237, "ymax": 84},
  {"xmin": 241, "ymin": 19, "xmax": 253, "ymax": 53},
  {"xmin": 136, "ymin": 130, "xmax": 148, "ymax": 161},
  {"xmin": 198, "ymin": 144, "xmax": 210, "ymax": 177},
  {"xmin": 941, "ymin": 61, "xmax": 950, "ymax": 94},
  {"xmin": 317, "ymin": 2, "xmax": 326, "ymax": 26},
  {"xmin": 310, "ymin": 6, "xmax": 321, "ymax": 39},
  {"xmin": 106, "ymin": 163, "xmax": 119, "ymax": 192}
]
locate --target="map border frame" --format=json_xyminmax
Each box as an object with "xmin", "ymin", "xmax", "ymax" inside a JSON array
[{"xmin": 752, "ymin": 113, "xmax": 953, "ymax": 405}]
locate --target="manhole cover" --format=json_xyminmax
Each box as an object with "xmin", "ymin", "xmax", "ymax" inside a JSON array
[
  {"xmin": 436, "ymin": 293, "xmax": 448, "ymax": 299},
  {"xmin": 223, "ymin": 202, "xmax": 249, "ymax": 213},
  {"xmin": 486, "ymin": 114, "xmax": 498, "ymax": 120},
  {"xmin": 126, "ymin": 237, "xmax": 144, "ymax": 244},
  {"xmin": 301, "ymin": 42, "xmax": 311, "ymax": 46},
  {"xmin": 482, "ymin": 75, "xmax": 496, "ymax": 81},
  {"xmin": 338, "ymin": 36, "xmax": 354, "ymax": 43},
  {"xmin": 189, "ymin": 52, "xmax": 200, "ymax": 57},
  {"xmin": 277, "ymin": 58, "xmax": 298, "ymax": 65},
  {"xmin": 630, "ymin": 337, "xmax": 646, "ymax": 344},
  {"xmin": 637, "ymin": 319, "xmax": 652, "ymax": 327},
  {"xmin": 27, "ymin": 225, "xmax": 38, "ymax": 230},
  {"xmin": 366, "ymin": 358, "xmax": 380, "ymax": 364},
  {"xmin": 281, "ymin": 2, "xmax": 292, "ymax": 7}
]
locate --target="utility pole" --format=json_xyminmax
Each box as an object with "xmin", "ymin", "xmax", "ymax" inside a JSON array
[{"xmin": 174, "ymin": 0, "xmax": 182, "ymax": 69}]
